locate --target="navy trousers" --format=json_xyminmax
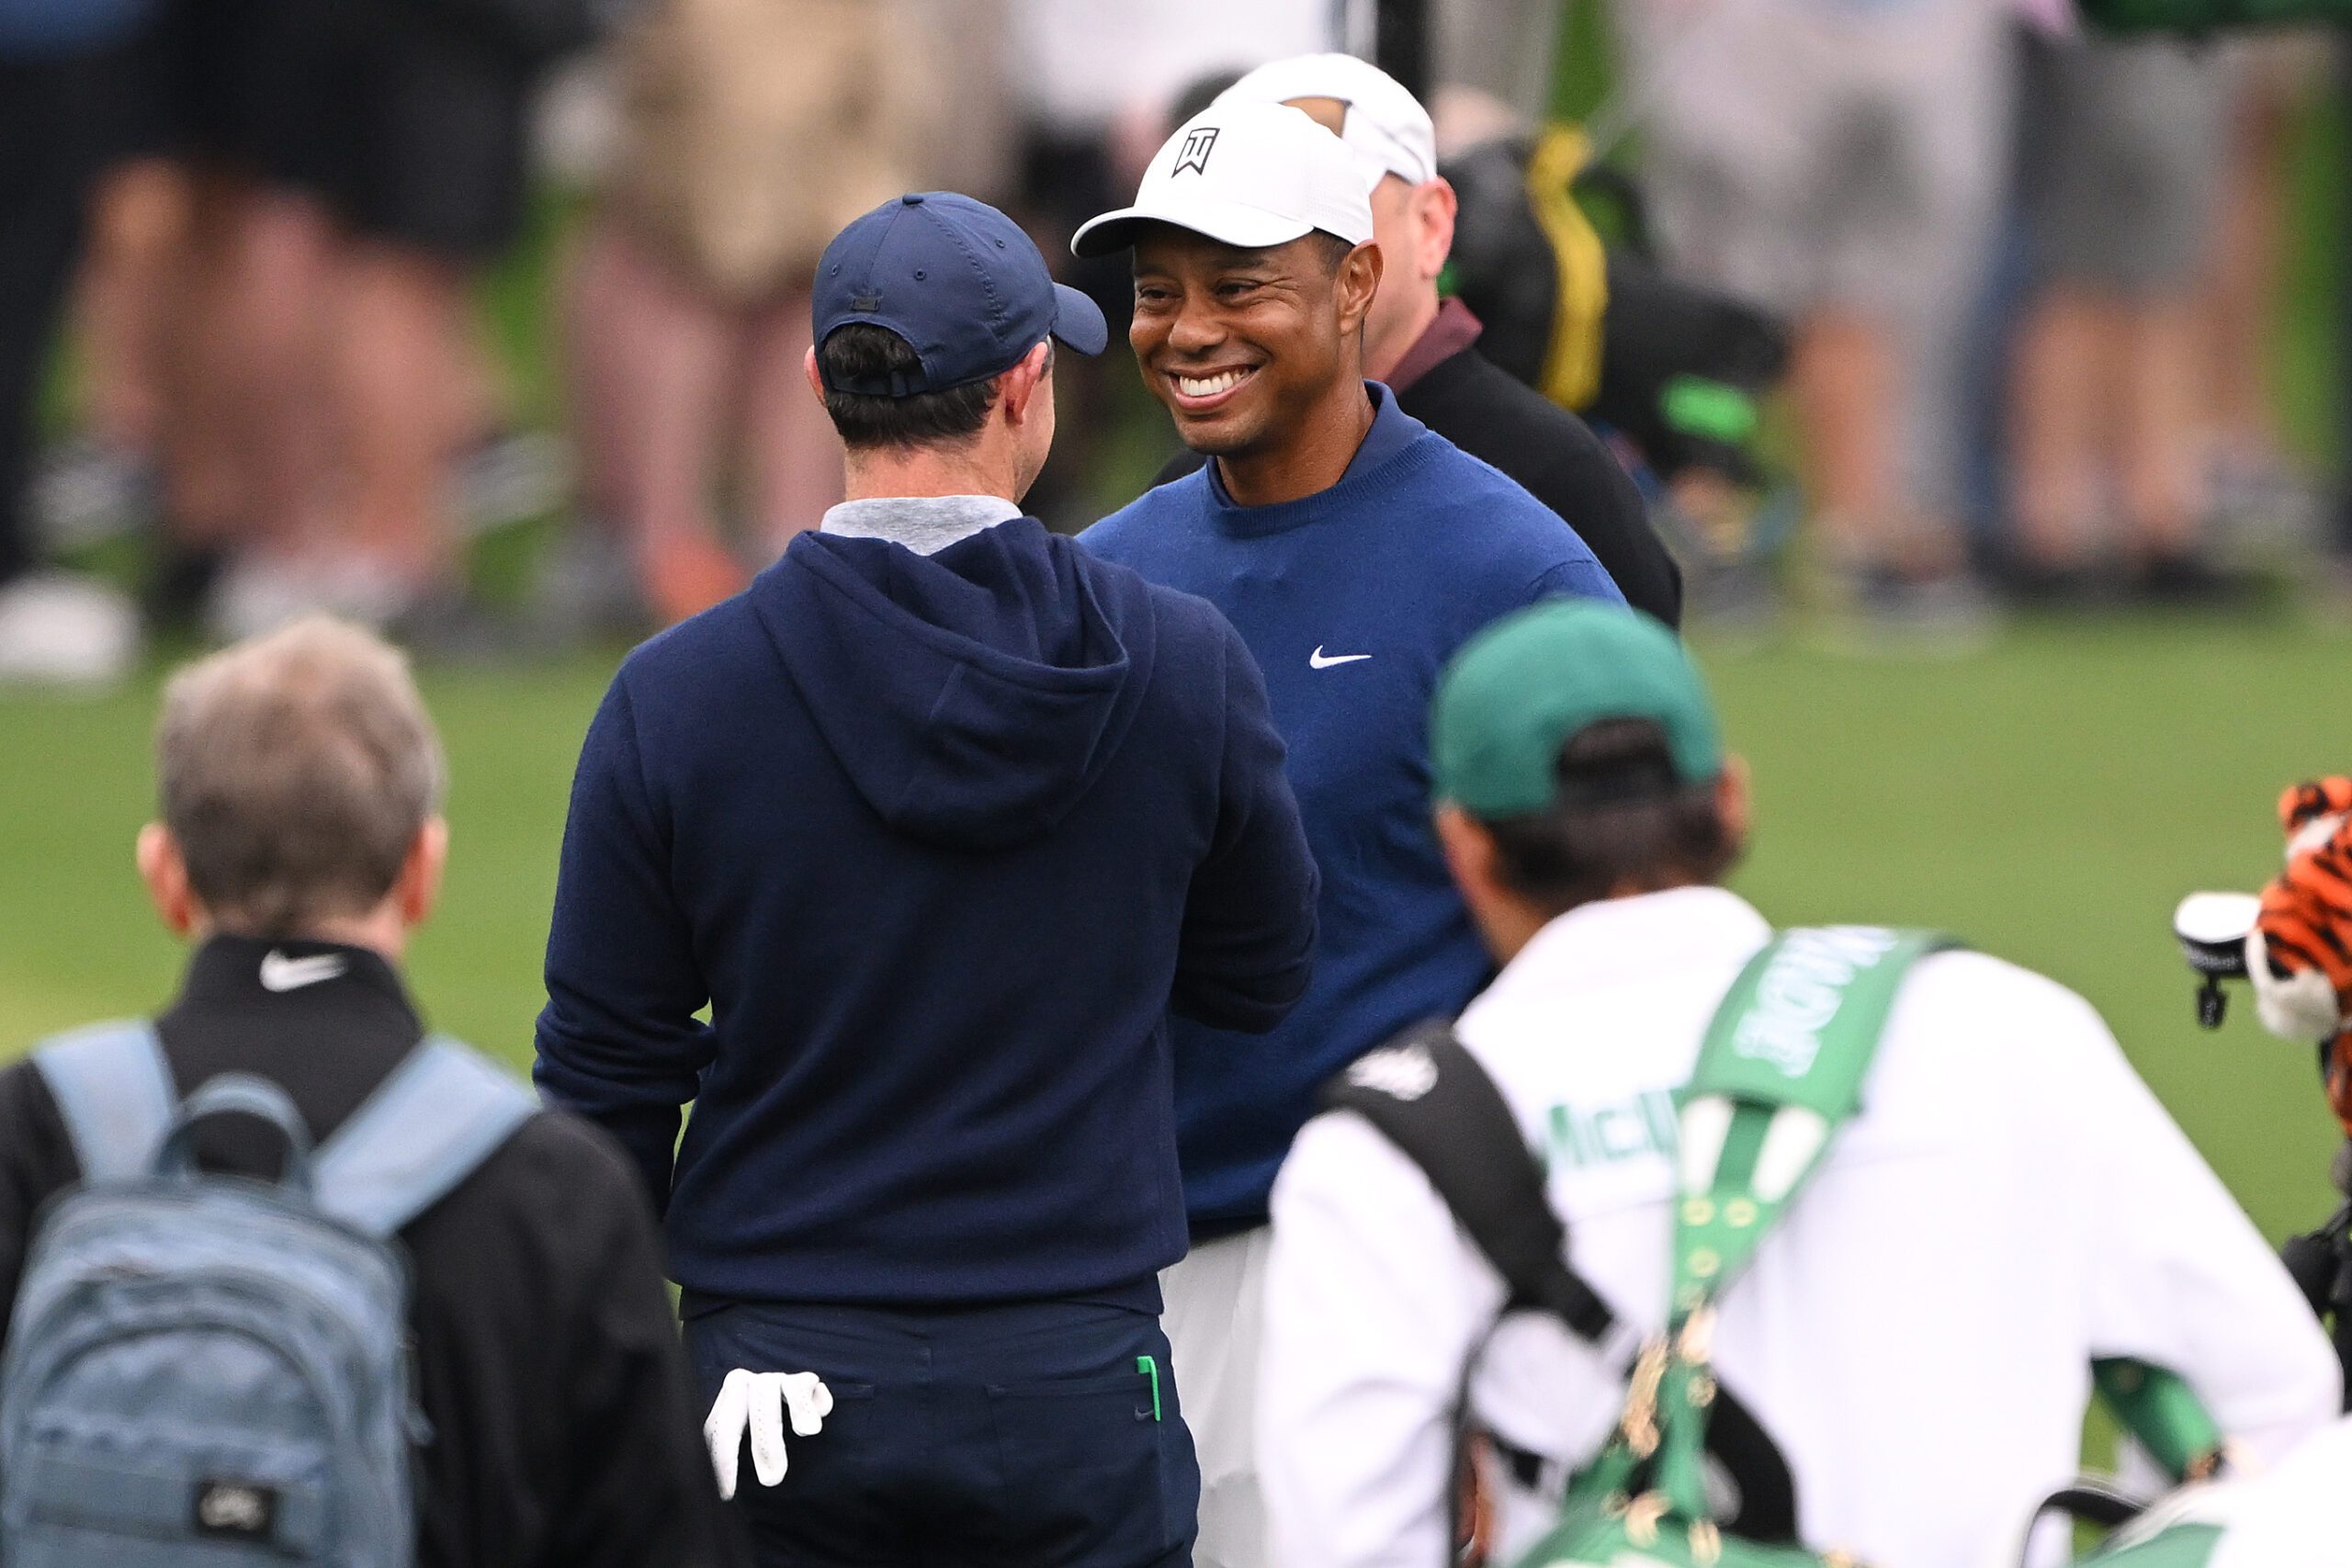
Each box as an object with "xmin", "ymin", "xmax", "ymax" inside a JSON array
[{"xmin": 685, "ymin": 1297, "xmax": 1200, "ymax": 1568}]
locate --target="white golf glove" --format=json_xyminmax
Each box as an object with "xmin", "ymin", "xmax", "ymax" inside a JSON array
[{"xmin": 704, "ymin": 1369, "xmax": 834, "ymax": 1500}]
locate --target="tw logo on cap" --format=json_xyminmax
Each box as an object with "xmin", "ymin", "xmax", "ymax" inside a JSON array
[{"xmin": 1173, "ymin": 127, "xmax": 1220, "ymax": 176}]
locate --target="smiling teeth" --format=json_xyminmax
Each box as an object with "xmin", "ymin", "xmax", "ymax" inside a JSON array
[{"xmin": 1178, "ymin": 370, "xmax": 1249, "ymax": 397}]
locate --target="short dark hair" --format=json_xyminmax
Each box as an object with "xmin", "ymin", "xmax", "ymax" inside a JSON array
[
  {"xmin": 1311, "ymin": 231, "xmax": 1355, "ymax": 274},
  {"xmin": 1476, "ymin": 717, "xmax": 1736, "ymax": 916},
  {"xmin": 820, "ymin": 323, "xmax": 1001, "ymax": 450}
]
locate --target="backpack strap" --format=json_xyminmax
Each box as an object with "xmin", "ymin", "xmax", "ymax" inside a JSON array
[
  {"xmin": 311, "ymin": 1036, "xmax": 537, "ymax": 1237},
  {"xmin": 154, "ymin": 1073, "xmax": 316, "ymax": 1191},
  {"xmin": 1319, "ymin": 1020, "xmax": 1620, "ymax": 1342},
  {"xmin": 30, "ymin": 1021, "xmax": 177, "ymax": 1182},
  {"xmin": 1325, "ymin": 1019, "xmax": 1807, "ymax": 1543},
  {"xmin": 1628, "ymin": 928, "xmax": 1957, "ymax": 1532}
]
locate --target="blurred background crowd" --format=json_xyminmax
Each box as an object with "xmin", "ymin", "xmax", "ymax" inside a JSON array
[{"xmin": 1, "ymin": 0, "xmax": 2346, "ymax": 686}]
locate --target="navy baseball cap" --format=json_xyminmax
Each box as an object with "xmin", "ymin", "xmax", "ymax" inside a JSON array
[{"xmin": 814, "ymin": 192, "xmax": 1109, "ymax": 396}]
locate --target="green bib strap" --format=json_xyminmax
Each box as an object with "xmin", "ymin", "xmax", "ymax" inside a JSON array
[
  {"xmin": 1672, "ymin": 929, "xmax": 1957, "ymax": 1315},
  {"xmin": 1525, "ymin": 930, "xmax": 2232, "ymax": 1568},
  {"xmin": 1637, "ymin": 929, "xmax": 1955, "ymax": 1524},
  {"xmin": 1543, "ymin": 930, "xmax": 1951, "ymax": 1547}
]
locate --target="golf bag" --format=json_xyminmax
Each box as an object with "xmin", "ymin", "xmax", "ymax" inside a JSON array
[
  {"xmin": 2265, "ymin": 1160, "xmax": 2352, "ymax": 1393},
  {"xmin": 0, "ymin": 1021, "xmax": 535, "ymax": 1566},
  {"xmin": 1443, "ymin": 126, "xmax": 1791, "ymax": 485},
  {"xmin": 2043, "ymin": 1415, "xmax": 2352, "ymax": 1566},
  {"xmin": 2025, "ymin": 1475, "xmax": 2230, "ymax": 1567},
  {"xmin": 2174, "ymin": 894, "xmax": 2352, "ymax": 1396}
]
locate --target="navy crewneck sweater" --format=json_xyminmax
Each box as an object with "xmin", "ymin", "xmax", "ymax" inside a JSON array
[
  {"xmin": 534, "ymin": 516, "xmax": 1318, "ymax": 1304},
  {"xmin": 1084, "ymin": 394, "xmax": 1624, "ymax": 1230}
]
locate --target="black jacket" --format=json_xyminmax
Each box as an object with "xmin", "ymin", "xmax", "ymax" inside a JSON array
[
  {"xmin": 0, "ymin": 935, "xmax": 741, "ymax": 1568},
  {"xmin": 1152, "ymin": 343, "xmax": 1682, "ymax": 628}
]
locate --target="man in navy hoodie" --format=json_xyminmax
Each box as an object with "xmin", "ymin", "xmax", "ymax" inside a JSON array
[
  {"xmin": 533, "ymin": 190, "xmax": 1319, "ymax": 1568},
  {"xmin": 1075, "ymin": 102, "xmax": 1626, "ymax": 1568}
]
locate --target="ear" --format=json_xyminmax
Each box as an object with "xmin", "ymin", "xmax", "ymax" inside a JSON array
[
  {"xmin": 803, "ymin": 344, "xmax": 827, "ymax": 407},
  {"xmin": 998, "ymin": 341, "xmax": 1054, "ymax": 428},
  {"xmin": 1433, "ymin": 804, "xmax": 1501, "ymax": 908},
  {"xmin": 394, "ymin": 817, "xmax": 449, "ymax": 929},
  {"xmin": 1717, "ymin": 756, "xmax": 1751, "ymax": 858},
  {"xmin": 1418, "ymin": 178, "xmax": 1459, "ymax": 283},
  {"xmin": 137, "ymin": 822, "xmax": 198, "ymax": 938},
  {"xmin": 1336, "ymin": 241, "xmax": 1384, "ymax": 338}
]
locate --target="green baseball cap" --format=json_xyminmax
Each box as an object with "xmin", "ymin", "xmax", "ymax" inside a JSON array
[{"xmin": 1430, "ymin": 603, "xmax": 1723, "ymax": 818}]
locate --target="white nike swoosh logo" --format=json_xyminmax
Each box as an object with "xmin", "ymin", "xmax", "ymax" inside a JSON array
[
  {"xmin": 259, "ymin": 951, "xmax": 347, "ymax": 993},
  {"xmin": 1310, "ymin": 646, "xmax": 1372, "ymax": 669}
]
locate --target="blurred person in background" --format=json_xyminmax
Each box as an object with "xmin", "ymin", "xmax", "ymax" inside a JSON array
[
  {"xmin": 212, "ymin": 0, "xmax": 571, "ymax": 647},
  {"xmin": 1155, "ymin": 53, "xmax": 1683, "ymax": 626},
  {"xmin": 1620, "ymin": 0, "xmax": 2008, "ymax": 639},
  {"xmin": 94, "ymin": 0, "xmax": 372, "ymax": 640},
  {"xmin": 38, "ymin": 160, "xmax": 187, "ymax": 561},
  {"xmin": 2195, "ymin": 37, "xmax": 2329, "ymax": 539},
  {"xmin": 26, "ymin": 0, "xmax": 572, "ymax": 649},
  {"xmin": 0, "ymin": 7, "xmax": 149, "ymax": 685},
  {"xmin": 31, "ymin": 90, "xmax": 311, "ymax": 631},
  {"xmin": 2341, "ymin": 44, "xmax": 2352, "ymax": 575},
  {"xmin": 2004, "ymin": 30, "xmax": 2240, "ymax": 601},
  {"xmin": 559, "ymin": 0, "xmax": 1006, "ymax": 630},
  {"xmin": 154, "ymin": 125, "xmax": 335, "ymax": 642}
]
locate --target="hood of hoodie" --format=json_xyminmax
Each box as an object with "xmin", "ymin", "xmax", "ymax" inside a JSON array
[{"xmin": 753, "ymin": 517, "xmax": 1157, "ymax": 851}]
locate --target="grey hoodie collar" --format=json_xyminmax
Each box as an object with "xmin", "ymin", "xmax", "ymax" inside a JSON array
[{"xmin": 819, "ymin": 494, "xmax": 1023, "ymax": 557}]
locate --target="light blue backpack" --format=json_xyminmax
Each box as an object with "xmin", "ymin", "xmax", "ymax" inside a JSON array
[{"xmin": 0, "ymin": 1022, "xmax": 536, "ymax": 1565}]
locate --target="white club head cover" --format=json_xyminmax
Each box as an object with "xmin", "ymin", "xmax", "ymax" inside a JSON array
[
  {"xmin": 704, "ymin": 1369, "xmax": 835, "ymax": 1500},
  {"xmin": 2245, "ymin": 924, "xmax": 2348, "ymax": 1045}
]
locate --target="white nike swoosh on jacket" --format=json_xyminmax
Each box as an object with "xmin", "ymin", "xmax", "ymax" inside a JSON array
[{"xmin": 259, "ymin": 952, "xmax": 347, "ymax": 992}]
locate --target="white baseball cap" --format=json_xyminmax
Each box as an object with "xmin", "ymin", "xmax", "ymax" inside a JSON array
[
  {"xmin": 1071, "ymin": 100, "xmax": 1375, "ymax": 259},
  {"xmin": 1215, "ymin": 52, "xmax": 1439, "ymax": 192}
]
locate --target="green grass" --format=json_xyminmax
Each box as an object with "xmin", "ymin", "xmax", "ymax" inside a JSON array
[
  {"xmin": 0, "ymin": 656, "xmax": 618, "ymax": 1061},
  {"xmin": 1713, "ymin": 612, "xmax": 2352, "ymax": 1245},
  {"xmin": 3, "ymin": 611, "xmax": 2348, "ymax": 1248}
]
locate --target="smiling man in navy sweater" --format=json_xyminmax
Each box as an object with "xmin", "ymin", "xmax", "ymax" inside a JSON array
[
  {"xmin": 1075, "ymin": 101, "xmax": 1625, "ymax": 1568},
  {"xmin": 533, "ymin": 191, "xmax": 1319, "ymax": 1568}
]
